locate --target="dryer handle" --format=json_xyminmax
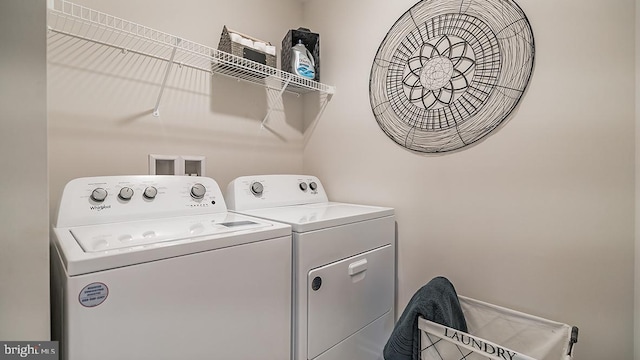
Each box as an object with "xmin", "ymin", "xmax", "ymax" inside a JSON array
[{"xmin": 348, "ymin": 259, "xmax": 368, "ymax": 276}]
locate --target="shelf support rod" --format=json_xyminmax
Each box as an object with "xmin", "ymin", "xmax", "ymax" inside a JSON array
[
  {"xmin": 303, "ymin": 92, "xmax": 333, "ymax": 146},
  {"xmin": 153, "ymin": 38, "xmax": 181, "ymax": 117},
  {"xmin": 261, "ymin": 77, "xmax": 292, "ymax": 129}
]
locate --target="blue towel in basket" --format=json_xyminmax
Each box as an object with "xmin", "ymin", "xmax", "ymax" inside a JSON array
[{"xmin": 384, "ymin": 276, "xmax": 467, "ymax": 360}]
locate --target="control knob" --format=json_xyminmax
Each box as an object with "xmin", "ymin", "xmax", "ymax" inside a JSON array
[
  {"xmin": 299, "ymin": 182, "xmax": 308, "ymax": 191},
  {"xmin": 118, "ymin": 187, "xmax": 134, "ymax": 201},
  {"xmin": 143, "ymin": 186, "xmax": 158, "ymax": 200},
  {"xmin": 250, "ymin": 182, "xmax": 264, "ymax": 196},
  {"xmin": 190, "ymin": 183, "xmax": 206, "ymax": 199},
  {"xmin": 90, "ymin": 188, "xmax": 108, "ymax": 202},
  {"xmin": 309, "ymin": 181, "xmax": 317, "ymax": 191}
]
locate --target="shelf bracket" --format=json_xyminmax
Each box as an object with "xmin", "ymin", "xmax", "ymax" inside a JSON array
[
  {"xmin": 304, "ymin": 92, "xmax": 333, "ymax": 146},
  {"xmin": 153, "ymin": 38, "xmax": 181, "ymax": 117},
  {"xmin": 261, "ymin": 76, "xmax": 292, "ymax": 129}
]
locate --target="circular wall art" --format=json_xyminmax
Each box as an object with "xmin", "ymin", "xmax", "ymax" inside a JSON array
[{"xmin": 369, "ymin": 0, "xmax": 534, "ymax": 153}]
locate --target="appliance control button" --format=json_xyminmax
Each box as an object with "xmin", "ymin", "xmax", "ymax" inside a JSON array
[
  {"xmin": 189, "ymin": 223, "xmax": 204, "ymax": 235},
  {"xmin": 90, "ymin": 188, "xmax": 108, "ymax": 202},
  {"xmin": 190, "ymin": 183, "xmax": 206, "ymax": 199},
  {"xmin": 250, "ymin": 182, "xmax": 264, "ymax": 195},
  {"xmin": 311, "ymin": 276, "xmax": 322, "ymax": 291},
  {"xmin": 299, "ymin": 182, "xmax": 308, "ymax": 191},
  {"xmin": 143, "ymin": 186, "xmax": 158, "ymax": 199},
  {"xmin": 118, "ymin": 187, "xmax": 134, "ymax": 201},
  {"xmin": 118, "ymin": 234, "xmax": 133, "ymax": 242},
  {"xmin": 309, "ymin": 181, "xmax": 317, "ymax": 191}
]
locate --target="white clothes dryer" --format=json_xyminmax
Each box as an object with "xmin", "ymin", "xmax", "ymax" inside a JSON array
[
  {"xmin": 51, "ymin": 176, "xmax": 292, "ymax": 360},
  {"xmin": 226, "ymin": 175, "xmax": 395, "ymax": 360}
]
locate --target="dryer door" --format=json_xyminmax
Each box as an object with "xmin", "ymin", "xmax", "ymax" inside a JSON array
[{"xmin": 307, "ymin": 244, "xmax": 393, "ymax": 359}]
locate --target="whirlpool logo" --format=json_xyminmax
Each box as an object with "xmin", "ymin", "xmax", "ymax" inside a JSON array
[
  {"xmin": 89, "ymin": 204, "xmax": 111, "ymax": 211},
  {"xmin": 2, "ymin": 342, "xmax": 58, "ymax": 359}
]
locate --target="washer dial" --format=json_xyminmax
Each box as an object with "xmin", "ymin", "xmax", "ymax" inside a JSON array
[
  {"xmin": 250, "ymin": 182, "xmax": 264, "ymax": 196},
  {"xmin": 143, "ymin": 186, "xmax": 158, "ymax": 199},
  {"xmin": 190, "ymin": 183, "xmax": 206, "ymax": 199},
  {"xmin": 90, "ymin": 188, "xmax": 108, "ymax": 202},
  {"xmin": 118, "ymin": 187, "xmax": 134, "ymax": 201}
]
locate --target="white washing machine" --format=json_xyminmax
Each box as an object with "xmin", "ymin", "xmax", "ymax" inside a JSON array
[
  {"xmin": 51, "ymin": 175, "xmax": 292, "ymax": 360},
  {"xmin": 226, "ymin": 175, "xmax": 395, "ymax": 360}
]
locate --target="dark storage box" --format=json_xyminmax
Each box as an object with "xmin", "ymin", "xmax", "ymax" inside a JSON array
[{"xmin": 281, "ymin": 28, "xmax": 320, "ymax": 81}]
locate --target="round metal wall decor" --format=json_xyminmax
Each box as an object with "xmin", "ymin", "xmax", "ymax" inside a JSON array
[{"xmin": 369, "ymin": 0, "xmax": 534, "ymax": 153}]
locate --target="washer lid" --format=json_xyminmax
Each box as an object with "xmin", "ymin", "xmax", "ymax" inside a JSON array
[
  {"xmin": 70, "ymin": 213, "xmax": 271, "ymax": 252},
  {"xmin": 237, "ymin": 202, "xmax": 394, "ymax": 232},
  {"xmin": 53, "ymin": 212, "xmax": 291, "ymax": 276}
]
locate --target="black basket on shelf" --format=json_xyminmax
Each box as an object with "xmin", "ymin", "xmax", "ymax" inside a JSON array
[{"xmin": 281, "ymin": 27, "xmax": 320, "ymax": 82}]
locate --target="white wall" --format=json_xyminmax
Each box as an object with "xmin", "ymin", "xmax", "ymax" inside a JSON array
[
  {"xmin": 47, "ymin": 0, "xmax": 309, "ymax": 218},
  {"xmin": 0, "ymin": 0, "xmax": 50, "ymax": 340},
  {"xmin": 636, "ymin": 0, "xmax": 640, "ymax": 358},
  {"xmin": 303, "ymin": 1, "xmax": 635, "ymax": 359},
  {"xmin": 31, "ymin": 0, "xmax": 640, "ymax": 356}
]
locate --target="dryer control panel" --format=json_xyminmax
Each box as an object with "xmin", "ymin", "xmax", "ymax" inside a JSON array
[
  {"xmin": 226, "ymin": 175, "xmax": 329, "ymax": 211},
  {"xmin": 56, "ymin": 176, "xmax": 227, "ymax": 228}
]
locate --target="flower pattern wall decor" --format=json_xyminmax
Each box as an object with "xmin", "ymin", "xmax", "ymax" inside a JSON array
[{"xmin": 369, "ymin": 0, "xmax": 534, "ymax": 153}]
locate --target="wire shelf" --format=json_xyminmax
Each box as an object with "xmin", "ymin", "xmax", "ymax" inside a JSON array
[{"xmin": 46, "ymin": 0, "xmax": 336, "ymax": 96}]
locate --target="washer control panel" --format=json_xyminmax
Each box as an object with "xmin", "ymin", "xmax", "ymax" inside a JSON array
[
  {"xmin": 226, "ymin": 175, "xmax": 329, "ymax": 211},
  {"xmin": 56, "ymin": 176, "xmax": 227, "ymax": 228}
]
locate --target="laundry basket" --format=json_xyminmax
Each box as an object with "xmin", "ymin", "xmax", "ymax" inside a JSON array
[{"xmin": 419, "ymin": 296, "xmax": 578, "ymax": 360}]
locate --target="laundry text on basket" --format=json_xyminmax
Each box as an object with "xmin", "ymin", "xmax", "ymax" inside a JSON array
[{"xmin": 444, "ymin": 328, "xmax": 517, "ymax": 360}]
